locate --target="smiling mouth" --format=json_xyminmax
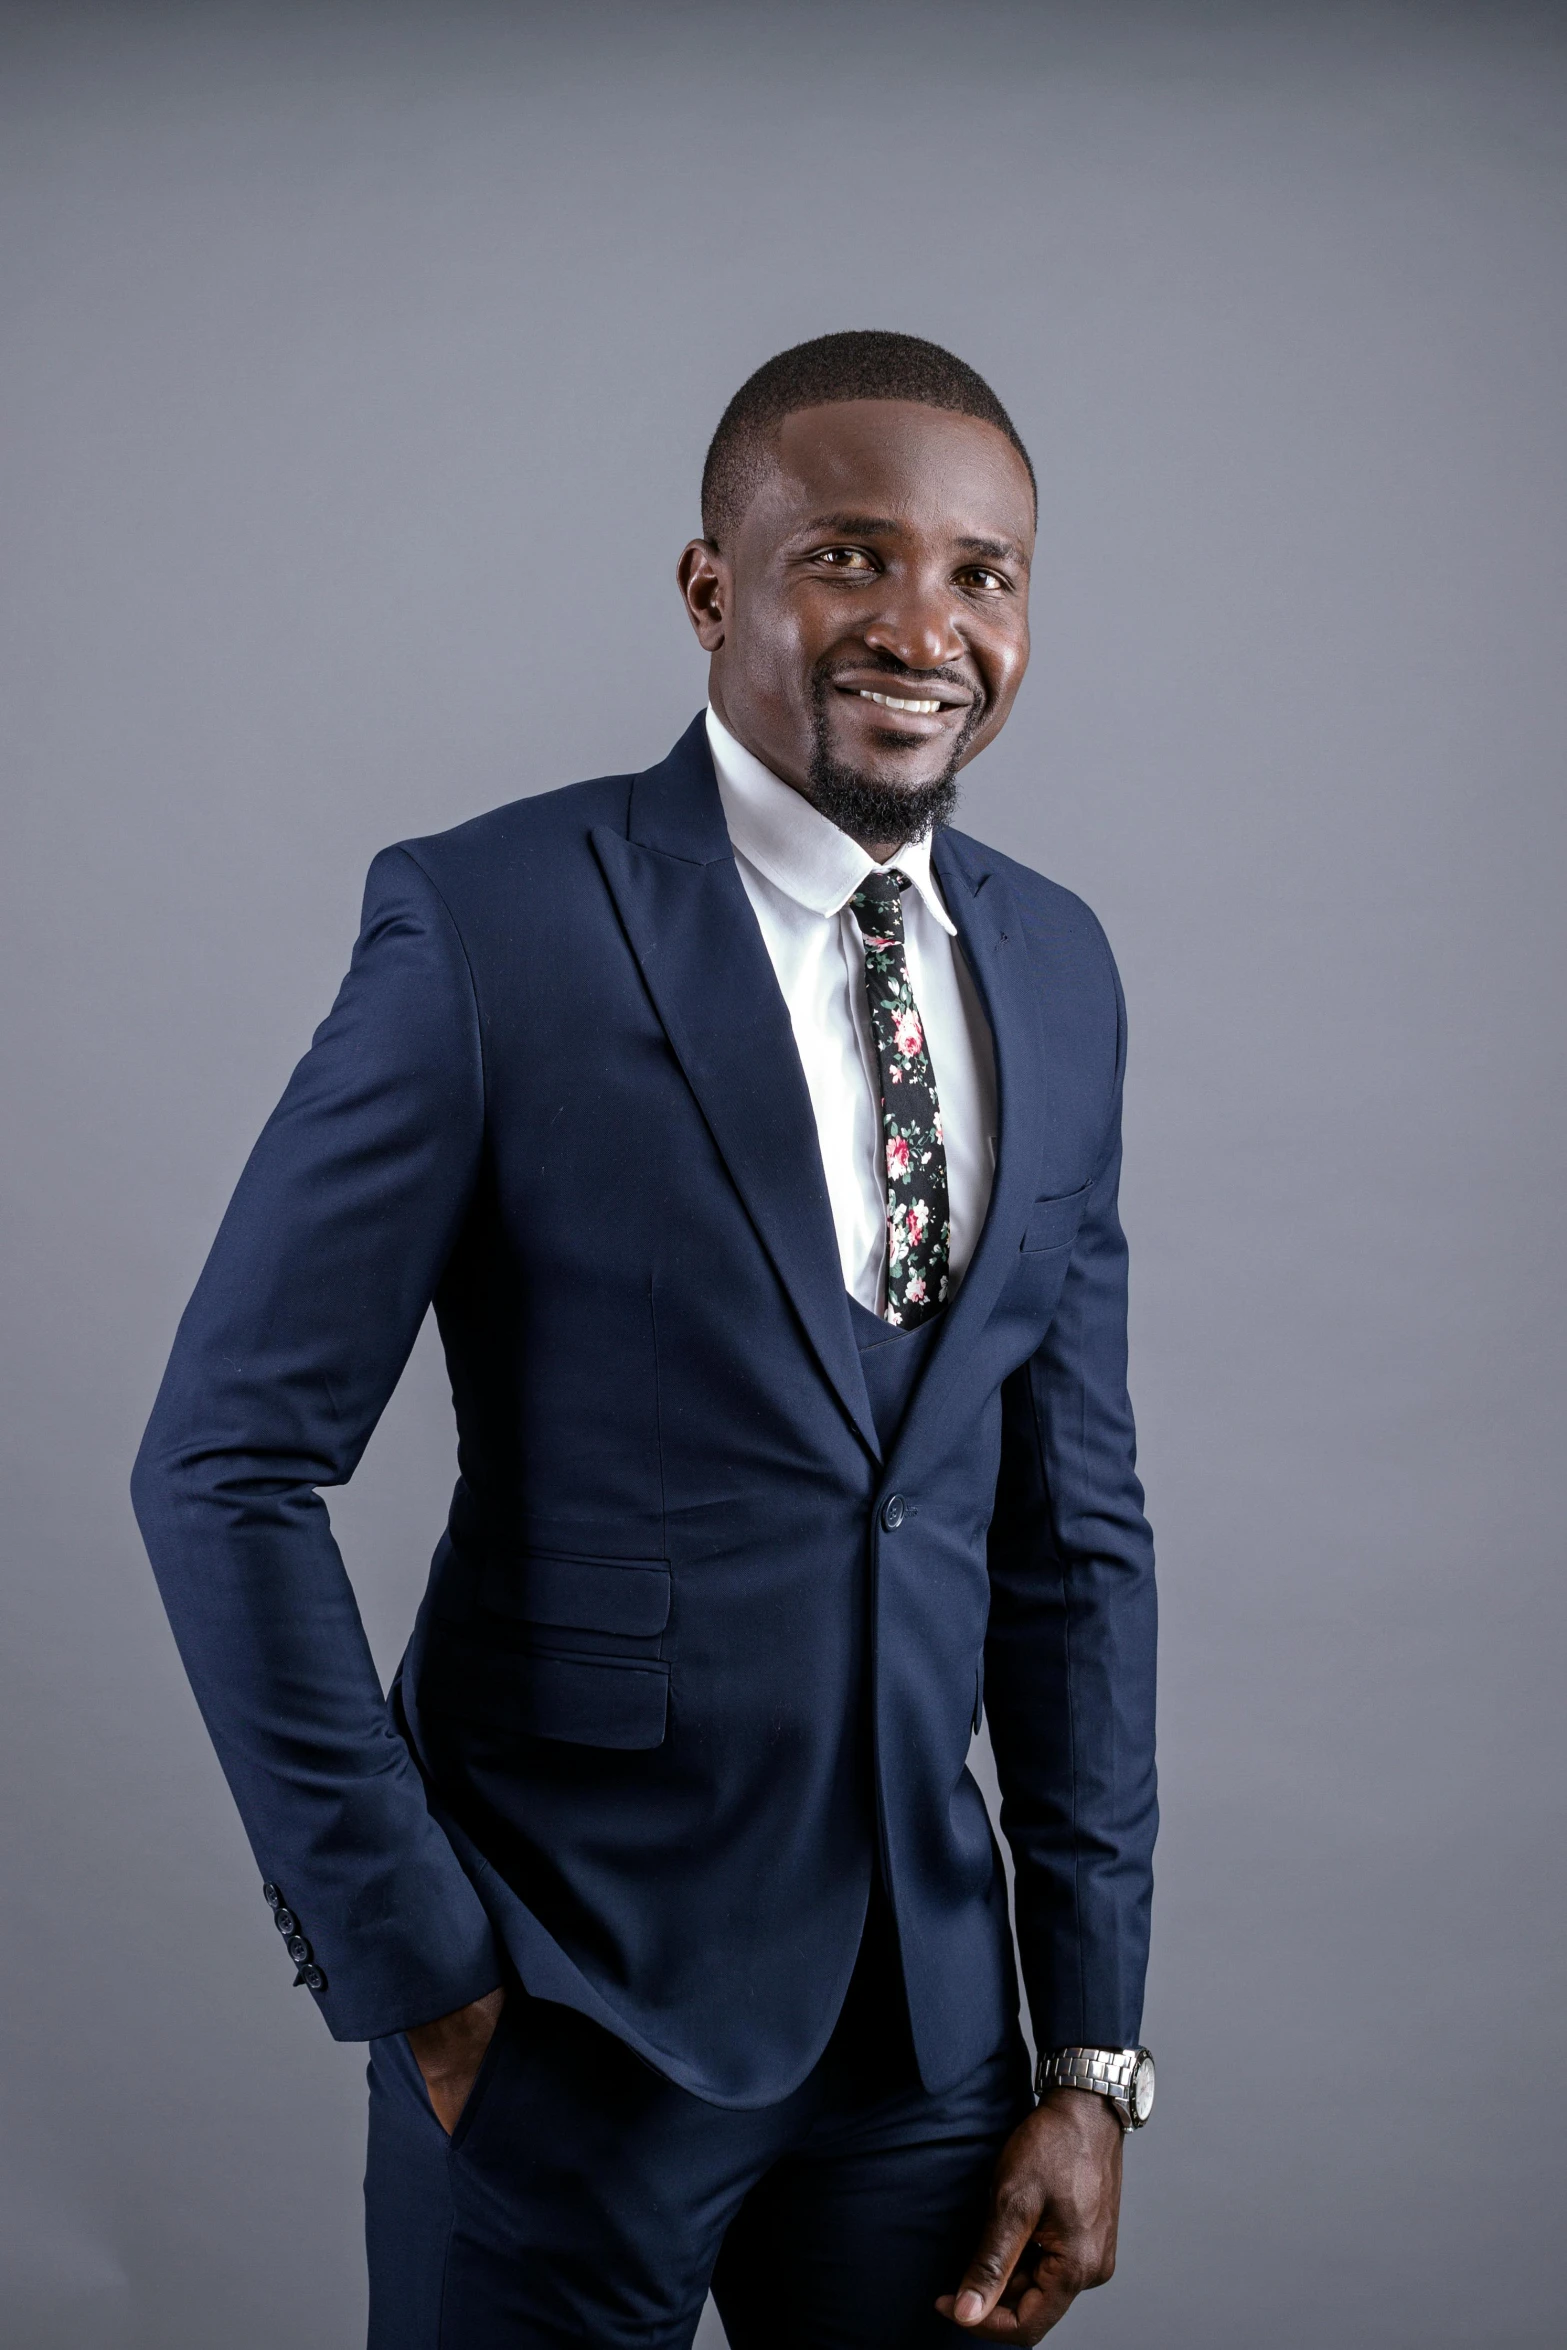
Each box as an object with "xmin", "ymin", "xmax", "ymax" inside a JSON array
[{"xmin": 855, "ymin": 690, "xmax": 947, "ymax": 715}]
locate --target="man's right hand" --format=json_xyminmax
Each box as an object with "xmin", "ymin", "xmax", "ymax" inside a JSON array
[{"xmin": 406, "ymin": 1987, "xmax": 506, "ymax": 2134}]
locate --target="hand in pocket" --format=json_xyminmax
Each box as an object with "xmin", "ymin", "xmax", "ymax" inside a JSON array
[{"xmin": 406, "ymin": 1987, "xmax": 506, "ymax": 2135}]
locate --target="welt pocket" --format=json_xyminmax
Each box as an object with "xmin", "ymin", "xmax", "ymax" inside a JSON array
[
  {"xmin": 1020, "ymin": 1183, "xmax": 1091, "ymax": 1255},
  {"xmin": 420, "ymin": 1637, "xmax": 670, "ymax": 1751},
  {"xmin": 478, "ymin": 1550, "xmax": 670, "ymax": 1638}
]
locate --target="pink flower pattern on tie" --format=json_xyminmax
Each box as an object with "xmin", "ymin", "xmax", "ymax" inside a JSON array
[{"xmin": 849, "ymin": 868, "xmax": 952, "ymax": 1328}]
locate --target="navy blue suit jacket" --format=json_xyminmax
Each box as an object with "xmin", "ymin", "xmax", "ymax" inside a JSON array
[{"xmin": 132, "ymin": 716, "xmax": 1157, "ymax": 2108}]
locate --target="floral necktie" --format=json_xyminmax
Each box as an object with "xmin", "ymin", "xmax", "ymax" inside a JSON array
[{"xmin": 849, "ymin": 868, "xmax": 951, "ymax": 1328}]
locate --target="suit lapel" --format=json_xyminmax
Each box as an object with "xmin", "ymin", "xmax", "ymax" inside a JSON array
[
  {"xmin": 591, "ymin": 720, "xmax": 880, "ymax": 1460},
  {"xmin": 889, "ymin": 829, "xmax": 1049, "ymax": 1463}
]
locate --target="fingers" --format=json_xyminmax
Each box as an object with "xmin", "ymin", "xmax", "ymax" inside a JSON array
[
  {"xmin": 935, "ymin": 2269, "xmax": 1079, "ymax": 2342},
  {"xmin": 943, "ymin": 2182, "xmax": 1044, "ymax": 2330}
]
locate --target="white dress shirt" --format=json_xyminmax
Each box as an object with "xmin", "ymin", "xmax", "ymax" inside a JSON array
[{"xmin": 706, "ymin": 706, "xmax": 997, "ymax": 1316}]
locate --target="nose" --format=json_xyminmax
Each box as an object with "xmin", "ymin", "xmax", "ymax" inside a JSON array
[{"xmin": 861, "ymin": 573, "xmax": 964, "ymax": 673}]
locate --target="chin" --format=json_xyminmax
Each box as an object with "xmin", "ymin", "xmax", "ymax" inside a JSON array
[{"xmin": 825, "ymin": 725, "xmax": 952, "ymax": 793}]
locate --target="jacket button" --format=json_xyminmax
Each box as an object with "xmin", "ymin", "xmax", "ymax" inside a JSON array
[
  {"xmin": 286, "ymin": 1933, "xmax": 312, "ymax": 1964},
  {"xmin": 298, "ymin": 1964, "xmax": 326, "ymax": 1993},
  {"xmin": 880, "ymin": 1494, "xmax": 907, "ymax": 1532},
  {"xmin": 273, "ymin": 1908, "xmax": 297, "ymax": 1937},
  {"xmin": 262, "ymin": 1883, "xmax": 282, "ymax": 1909}
]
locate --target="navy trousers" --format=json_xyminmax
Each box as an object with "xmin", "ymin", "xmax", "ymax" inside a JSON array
[{"xmin": 364, "ymin": 1892, "xmax": 1030, "ymax": 2349}]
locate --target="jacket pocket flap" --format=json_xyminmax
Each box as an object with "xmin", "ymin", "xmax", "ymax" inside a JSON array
[
  {"xmin": 479, "ymin": 1551, "xmax": 671, "ymax": 1637},
  {"xmin": 1021, "ymin": 1184, "xmax": 1091, "ymax": 1254}
]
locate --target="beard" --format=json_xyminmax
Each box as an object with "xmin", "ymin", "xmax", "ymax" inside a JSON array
[{"xmin": 805, "ymin": 664, "xmax": 984, "ymax": 848}]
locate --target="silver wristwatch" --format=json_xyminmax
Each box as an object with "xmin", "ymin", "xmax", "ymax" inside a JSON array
[{"xmin": 1035, "ymin": 2045, "xmax": 1156, "ymax": 2130}]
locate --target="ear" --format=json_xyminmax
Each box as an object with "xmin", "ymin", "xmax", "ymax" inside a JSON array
[{"xmin": 677, "ymin": 538, "xmax": 729, "ymax": 652}]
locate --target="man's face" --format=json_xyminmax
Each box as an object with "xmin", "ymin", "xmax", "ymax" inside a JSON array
[{"xmin": 679, "ymin": 399, "xmax": 1034, "ymax": 844}]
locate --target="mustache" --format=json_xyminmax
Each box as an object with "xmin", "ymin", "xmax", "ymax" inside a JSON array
[{"xmin": 815, "ymin": 650, "xmax": 983, "ymax": 711}]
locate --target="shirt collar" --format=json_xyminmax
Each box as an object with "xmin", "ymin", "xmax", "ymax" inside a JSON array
[{"xmin": 705, "ymin": 706, "xmax": 956, "ymax": 936}]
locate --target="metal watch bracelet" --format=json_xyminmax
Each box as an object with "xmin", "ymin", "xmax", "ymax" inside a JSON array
[{"xmin": 1034, "ymin": 2044, "xmax": 1156, "ymax": 2129}]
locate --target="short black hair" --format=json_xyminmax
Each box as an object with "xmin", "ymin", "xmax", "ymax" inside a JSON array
[{"xmin": 701, "ymin": 329, "xmax": 1035, "ymax": 548}]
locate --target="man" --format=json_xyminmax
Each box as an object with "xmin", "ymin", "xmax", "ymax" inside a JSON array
[{"xmin": 133, "ymin": 331, "xmax": 1157, "ymax": 2348}]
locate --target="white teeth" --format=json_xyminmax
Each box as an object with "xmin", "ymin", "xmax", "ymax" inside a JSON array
[{"xmin": 858, "ymin": 690, "xmax": 943, "ymax": 714}]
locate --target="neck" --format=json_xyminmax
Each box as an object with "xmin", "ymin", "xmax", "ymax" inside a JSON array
[{"xmin": 707, "ymin": 689, "xmax": 921, "ymax": 866}]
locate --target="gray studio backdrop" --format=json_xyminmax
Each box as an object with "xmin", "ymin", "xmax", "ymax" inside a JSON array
[{"xmin": 3, "ymin": 4, "xmax": 1563, "ymax": 2344}]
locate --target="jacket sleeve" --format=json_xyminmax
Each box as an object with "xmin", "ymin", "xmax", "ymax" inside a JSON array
[
  {"xmin": 984, "ymin": 944, "xmax": 1158, "ymax": 2054},
  {"xmin": 130, "ymin": 846, "xmax": 503, "ymax": 2041}
]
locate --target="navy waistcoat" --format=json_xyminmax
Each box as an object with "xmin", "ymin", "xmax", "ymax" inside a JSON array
[{"xmin": 846, "ymin": 1294, "xmax": 944, "ymax": 1455}]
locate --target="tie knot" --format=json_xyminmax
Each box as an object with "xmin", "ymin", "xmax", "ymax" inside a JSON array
[{"xmin": 849, "ymin": 867, "xmax": 911, "ymax": 937}]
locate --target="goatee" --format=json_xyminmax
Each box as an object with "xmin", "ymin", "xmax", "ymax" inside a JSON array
[{"xmin": 806, "ymin": 669, "xmax": 981, "ymax": 849}]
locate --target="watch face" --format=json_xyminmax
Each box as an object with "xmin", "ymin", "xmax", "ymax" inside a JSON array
[{"xmin": 1131, "ymin": 2053, "xmax": 1156, "ymax": 2123}]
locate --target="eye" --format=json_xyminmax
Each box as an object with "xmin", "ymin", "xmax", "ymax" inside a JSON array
[
  {"xmin": 956, "ymin": 565, "xmax": 1009, "ymax": 593},
  {"xmin": 813, "ymin": 546, "xmax": 878, "ymax": 573}
]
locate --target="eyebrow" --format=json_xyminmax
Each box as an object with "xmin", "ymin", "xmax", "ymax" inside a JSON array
[
  {"xmin": 954, "ymin": 534, "xmax": 1030, "ymax": 568},
  {"xmin": 802, "ymin": 514, "xmax": 901, "ymax": 538},
  {"xmin": 800, "ymin": 514, "xmax": 1029, "ymax": 568}
]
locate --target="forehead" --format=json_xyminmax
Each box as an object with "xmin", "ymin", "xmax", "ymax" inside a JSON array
[{"xmin": 754, "ymin": 399, "xmax": 1035, "ymax": 550}]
